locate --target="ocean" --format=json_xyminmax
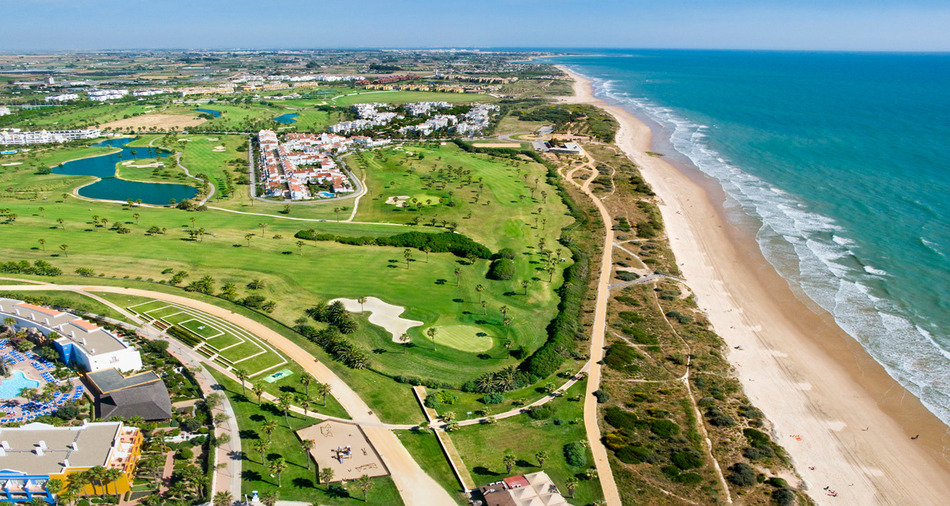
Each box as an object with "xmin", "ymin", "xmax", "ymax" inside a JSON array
[{"xmin": 543, "ymin": 51, "xmax": 950, "ymax": 426}]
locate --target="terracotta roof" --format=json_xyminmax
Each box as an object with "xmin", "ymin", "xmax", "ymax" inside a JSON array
[{"xmin": 15, "ymin": 302, "xmax": 63, "ymax": 317}]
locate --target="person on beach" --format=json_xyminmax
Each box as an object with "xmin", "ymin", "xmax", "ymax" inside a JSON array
[{"xmin": 911, "ymin": 434, "xmax": 919, "ymax": 439}]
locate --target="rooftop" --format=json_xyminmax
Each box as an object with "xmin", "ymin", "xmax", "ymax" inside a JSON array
[{"xmin": 0, "ymin": 422, "xmax": 127, "ymax": 476}]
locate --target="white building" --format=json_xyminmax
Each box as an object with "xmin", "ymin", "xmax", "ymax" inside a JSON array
[
  {"xmin": 0, "ymin": 128, "xmax": 100, "ymax": 146},
  {"xmin": 0, "ymin": 106, "xmax": 10, "ymax": 116},
  {"xmin": 0, "ymin": 298, "xmax": 143, "ymax": 373},
  {"xmin": 87, "ymin": 89, "xmax": 129, "ymax": 102},
  {"xmin": 45, "ymin": 93, "xmax": 79, "ymax": 103}
]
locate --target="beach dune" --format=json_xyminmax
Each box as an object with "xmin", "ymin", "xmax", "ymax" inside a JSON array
[{"xmin": 558, "ymin": 66, "xmax": 950, "ymax": 505}]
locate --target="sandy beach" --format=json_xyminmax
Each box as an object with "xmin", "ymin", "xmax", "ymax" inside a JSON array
[{"xmin": 558, "ymin": 66, "xmax": 950, "ymax": 505}]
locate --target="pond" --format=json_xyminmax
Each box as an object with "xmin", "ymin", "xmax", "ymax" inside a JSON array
[
  {"xmin": 194, "ymin": 108, "xmax": 222, "ymax": 117},
  {"xmin": 53, "ymin": 138, "xmax": 198, "ymax": 205},
  {"xmin": 273, "ymin": 113, "xmax": 299, "ymax": 124}
]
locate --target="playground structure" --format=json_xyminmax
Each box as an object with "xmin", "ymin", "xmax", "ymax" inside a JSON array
[{"xmin": 296, "ymin": 420, "xmax": 389, "ymax": 481}]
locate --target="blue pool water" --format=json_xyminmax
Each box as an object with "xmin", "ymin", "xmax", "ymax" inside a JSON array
[
  {"xmin": 53, "ymin": 138, "xmax": 197, "ymax": 205},
  {"xmin": 543, "ymin": 51, "xmax": 950, "ymax": 426},
  {"xmin": 318, "ymin": 191, "xmax": 336, "ymax": 198},
  {"xmin": 194, "ymin": 108, "xmax": 221, "ymax": 117},
  {"xmin": 0, "ymin": 371, "xmax": 40, "ymax": 399},
  {"xmin": 273, "ymin": 113, "xmax": 299, "ymax": 124}
]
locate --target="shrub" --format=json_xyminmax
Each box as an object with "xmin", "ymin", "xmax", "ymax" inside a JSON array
[
  {"xmin": 564, "ymin": 442, "xmax": 587, "ymax": 467},
  {"xmin": 708, "ymin": 415, "xmax": 736, "ymax": 427},
  {"xmin": 496, "ymin": 248, "xmax": 517, "ymax": 260},
  {"xmin": 772, "ymin": 488, "xmax": 796, "ymax": 506},
  {"xmin": 174, "ymin": 447, "xmax": 194, "ymax": 460},
  {"xmin": 603, "ymin": 343, "xmax": 641, "ymax": 371},
  {"xmin": 526, "ymin": 405, "xmax": 553, "ymax": 420},
  {"xmin": 592, "ymin": 389, "xmax": 610, "ymax": 403},
  {"xmin": 604, "ymin": 407, "xmax": 638, "ymax": 431},
  {"xmin": 743, "ymin": 446, "xmax": 774, "ymax": 461},
  {"xmin": 727, "ymin": 462, "xmax": 757, "ymax": 487},
  {"xmin": 486, "ymin": 258, "xmax": 516, "ymax": 280},
  {"xmin": 671, "ymin": 449, "xmax": 703, "ymax": 470},
  {"xmin": 423, "ymin": 395, "xmax": 442, "ymax": 410},
  {"xmin": 615, "ymin": 271, "xmax": 639, "ymax": 282},
  {"xmin": 649, "ymin": 419, "xmax": 680, "ymax": 438},
  {"xmin": 481, "ymin": 393, "xmax": 504, "ymax": 405},
  {"xmin": 54, "ymin": 406, "xmax": 79, "ymax": 420},
  {"xmin": 674, "ymin": 472, "xmax": 703, "ymax": 485},
  {"xmin": 615, "ymin": 445, "xmax": 652, "ymax": 464},
  {"xmin": 766, "ymin": 477, "xmax": 789, "ymax": 488}
]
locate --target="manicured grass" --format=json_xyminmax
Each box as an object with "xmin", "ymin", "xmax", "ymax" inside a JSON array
[
  {"xmin": 395, "ymin": 429, "xmax": 467, "ymax": 505},
  {"xmin": 331, "ymin": 91, "xmax": 496, "ymax": 107},
  {"xmin": 211, "ymin": 372, "xmax": 402, "ymax": 504},
  {"xmin": 448, "ymin": 380, "xmax": 603, "ymax": 504},
  {"xmin": 3, "ymin": 103, "xmax": 156, "ymax": 130},
  {"xmin": 431, "ymin": 324, "xmax": 493, "ymax": 352}
]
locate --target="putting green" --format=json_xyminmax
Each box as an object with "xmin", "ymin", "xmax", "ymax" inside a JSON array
[{"xmin": 432, "ymin": 325, "xmax": 493, "ymax": 353}]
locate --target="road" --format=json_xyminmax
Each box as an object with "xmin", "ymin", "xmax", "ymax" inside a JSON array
[{"xmin": 0, "ymin": 281, "xmax": 455, "ymax": 506}]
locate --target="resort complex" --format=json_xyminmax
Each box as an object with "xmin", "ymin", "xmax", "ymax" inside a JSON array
[{"xmin": 0, "ymin": 421, "xmax": 142, "ymax": 504}]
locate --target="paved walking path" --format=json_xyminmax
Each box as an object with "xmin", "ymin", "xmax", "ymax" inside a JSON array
[{"xmin": 561, "ymin": 152, "xmax": 623, "ymax": 505}]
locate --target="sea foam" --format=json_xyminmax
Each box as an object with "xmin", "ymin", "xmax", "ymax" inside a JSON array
[{"xmin": 589, "ymin": 73, "xmax": 950, "ymax": 426}]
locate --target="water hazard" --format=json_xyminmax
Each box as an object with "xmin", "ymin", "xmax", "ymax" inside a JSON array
[{"xmin": 54, "ymin": 138, "xmax": 197, "ymax": 205}]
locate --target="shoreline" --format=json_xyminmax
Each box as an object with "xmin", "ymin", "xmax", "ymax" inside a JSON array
[{"xmin": 557, "ymin": 65, "xmax": 950, "ymax": 505}]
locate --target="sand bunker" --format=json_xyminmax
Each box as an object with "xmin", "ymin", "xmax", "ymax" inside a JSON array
[
  {"xmin": 206, "ymin": 137, "xmax": 219, "ymax": 141},
  {"xmin": 212, "ymin": 146, "xmax": 226, "ymax": 152},
  {"xmin": 1, "ymin": 162, "xmax": 23, "ymax": 166},
  {"xmin": 102, "ymin": 113, "xmax": 207, "ymax": 131},
  {"xmin": 329, "ymin": 296, "xmax": 422, "ymax": 341},
  {"xmin": 384, "ymin": 195, "xmax": 411, "ymax": 207},
  {"xmin": 121, "ymin": 160, "xmax": 162, "ymax": 168}
]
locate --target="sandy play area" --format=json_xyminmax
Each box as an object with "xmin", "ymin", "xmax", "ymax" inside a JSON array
[
  {"xmin": 329, "ymin": 297, "xmax": 422, "ymax": 342},
  {"xmin": 102, "ymin": 113, "xmax": 207, "ymax": 131},
  {"xmin": 297, "ymin": 421, "xmax": 389, "ymax": 481}
]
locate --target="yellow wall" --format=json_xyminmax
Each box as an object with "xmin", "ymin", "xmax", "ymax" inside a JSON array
[{"xmin": 51, "ymin": 430, "xmax": 143, "ymax": 496}]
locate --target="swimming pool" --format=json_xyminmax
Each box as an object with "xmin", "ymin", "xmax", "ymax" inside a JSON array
[
  {"xmin": 0, "ymin": 371, "xmax": 40, "ymax": 399},
  {"xmin": 318, "ymin": 191, "xmax": 336, "ymax": 198}
]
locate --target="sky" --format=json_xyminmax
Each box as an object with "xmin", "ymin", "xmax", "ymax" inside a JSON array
[{"xmin": 2, "ymin": 0, "xmax": 949, "ymax": 52}]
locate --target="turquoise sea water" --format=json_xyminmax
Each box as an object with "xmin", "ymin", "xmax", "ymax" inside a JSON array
[{"xmin": 545, "ymin": 51, "xmax": 950, "ymax": 425}]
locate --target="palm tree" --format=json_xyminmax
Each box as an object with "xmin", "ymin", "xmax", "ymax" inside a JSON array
[
  {"xmin": 213, "ymin": 491, "xmax": 233, "ymax": 506},
  {"xmin": 503, "ymin": 454, "xmax": 516, "ymax": 474},
  {"xmin": 277, "ymin": 393, "xmax": 293, "ymax": 428},
  {"xmin": 521, "ymin": 279, "xmax": 529, "ymax": 295},
  {"xmin": 133, "ymin": 213, "xmax": 140, "ymax": 224},
  {"xmin": 268, "ymin": 457, "xmax": 287, "ymax": 487},
  {"xmin": 244, "ymin": 233, "xmax": 253, "ymax": 246},
  {"xmin": 565, "ymin": 477, "xmax": 578, "ymax": 498},
  {"xmin": 426, "ymin": 327, "xmax": 437, "ymax": 351},
  {"xmin": 354, "ymin": 474, "xmax": 374, "ymax": 501},
  {"xmin": 403, "ymin": 248, "xmax": 412, "ymax": 269},
  {"xmin": 301, "ymin": 439, "xmax": 315, "ymax": 470},
  {"xmin": 235, "ymin": 368, "xmax": 248, "ymax": 395},
  {"xmin": 252, "ymin": 383, "xmax": 265, "ymax": 404},
  {"xmin": 504, "ymin": 316, "xmax": 513, "ymax": 338},
  {"xmin": 535, "ymin": 451, "xmax": 547, "ymax": 468},
  {"xmin": 398, "ymin": 333, "xmax": 411, "ymax": 353},
  {"xmin": 423, "ymin": 246, "xmax": 431, "ymax": 262},
  {"xmin": 481, "ymin": 300, "xmax": 487, "ymax": 315},
  {"xmin": 59, "ymin": 243, "xmax": 69, "ymax": 257},
  {"xmin": 252, "ymin": 439, "xmax": 269, "ymax": 464},
  {"xmin": 357, "ymin": 296, "xmax": 367, "ymax": 312},
  {"xmin": 300, "ymin": 375, "xmax": 313, "ymax": 397},
  {"xmin": 454, "ymin": 267, "xmax": 462, "ymax": 287},
  {"xmin": 38, "ymin": 238, "xmax": 45, "ymax": 251},
  {"xmin": 104, "ymin": 467, "xmax": 123, "ymax": 500},
  {"xmin": 500, "ymin": 305, "xmax": 510, "ymax": 320},
  {"xmin": 261, "ymin": 420, "xmax": 278, "ymax": 443},
  {"xmin": 57, "ymin": 218, "xmax": 64, "ymax": 229},
  {"xmin": 296, "ymin": 240, "xmax": 305, "ymax": 255},
  {"xmin": 315, "ymin": 381, "xmax": 331, "ymax": 406},
  {"xmin": 475, "ymin": 284, "xmax": 485, "ymax": 303},
  {"xmin": 320, "ymin": 467, "xmax": 335, "ymax": 489},
  {"xmin": 258, "ymin": 222, "xmax": 267, "ymax": 237},
  {"xmin": 333, "ymin": 207, "xmax": 341, "ymax": 221}
]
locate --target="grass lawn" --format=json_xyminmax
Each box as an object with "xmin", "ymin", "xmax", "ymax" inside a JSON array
[
  {"xmin": 331, "ymin": 91, "xmax": 496, "ymax": 107},
  {"xmin": 449, "ymin": 380, "xmax": 603, "ymax": 505},
  {"xmin": 2, "ymin": 103, "xmax": 157, "ymax": 130},
  {"xmin": 431, "ymin": 324, "xmax": 493, "ymax": 352},
  {"xmin": 395, "ymin": 429, "xmax": 467, "ymax": 505},
  {"xmin": 211, "ymin": 372, "xmax": 402, "ymax": 504}
]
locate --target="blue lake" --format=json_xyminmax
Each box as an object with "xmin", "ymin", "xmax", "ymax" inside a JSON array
[
  {"xmin": 54, "ymin": 138, "xmax": 198, "ymax": 205},
  {"xmin": 194, "ymin": 108, "xmax": 222, "ymax": 117},
  {"xmin": 273, "ymin": 113, "xmax": 299, "ymax": 124}
]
